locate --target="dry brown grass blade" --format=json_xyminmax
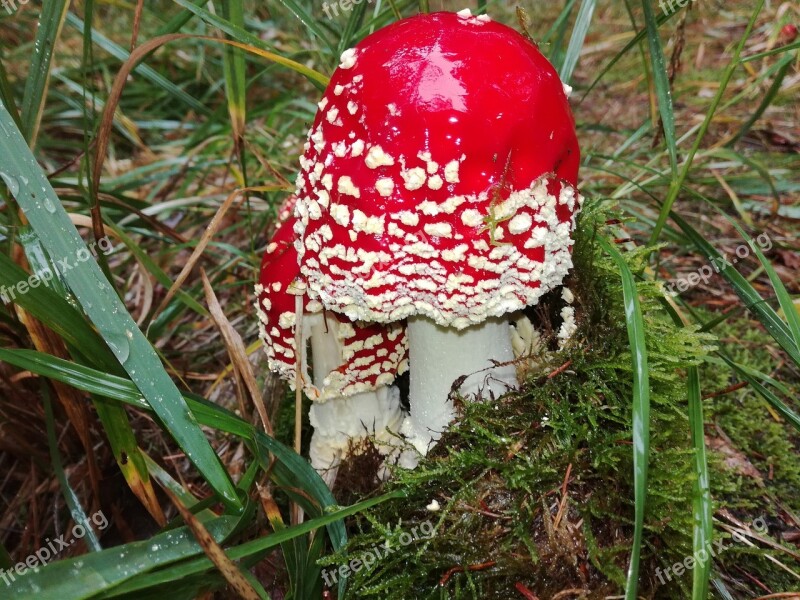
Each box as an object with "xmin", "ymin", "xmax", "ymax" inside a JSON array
[
  {"xmin": 130, "ymin": 0, "xmax": 145, "ymax": 52},
  {"xmin": 201, "ymin": 268, "xmax": 273, "ymax": 435},
  {"xmin": 162, "ymin": 486, "xmax": 261, "ymax": 600},
  {"xmin": 10, "ymin": 245, "xmax": 101, "ymax": 507},
  {"xmin": 149, "ymin": 184, "xmax": 279, "ymax": 325},
  {"xmin": 55, "ymin": 188, "xmax": 188, "ymax": 244},
  {"xmin": 256, "ymin": 482, "xmax": 285, "ymax": 529},
  {"xmin": 16, "ymin": 309, "xmax": 101, "ymax": 501},
  {"xmin": 92, "ymin": 33, "xmax": 326, "ymax": 204}
]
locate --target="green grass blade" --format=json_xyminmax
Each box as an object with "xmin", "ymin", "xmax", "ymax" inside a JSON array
[
  {"xmin": 722, "ymin": 216, "xmax": 800, "ymax": 351},
  {"xmin": 272, "ymin": 0, "xmax": 337, "ymax": 56},
  {"xmin": 730, "ymin": 53, "xmax": 793, "ymax": 146},
  {"xmin": 42, "ymin": 384, "xmax": 102, "ymax": 552},
  {"xmin": 0, "ymin": 57, "xmax": 21, "ymax": 130},
  {"xmin": 18, "ymin": 227, "xmax": 164, "ymax": 523},
  {"xmin": 0, "ymin": 103, "xmax": 241, "ymax": 510},
  {"xmin": 337, "ymin": 0, "xmax": 368, "ymax": 55},
  {"xmin": 64, "ymin": 12, "xmax": 211, "ymax": 116},
  {"xmin": 20, "ymin": 0, "xmax": 70, "ymax": 146},
  {"xmin": 639, "ymin": 0, "xmax": 677, "ymax": 176},
  {"xmin": 598, "ymin": 237, "xmax": 650, "ymax": 600},
  {"xmin": 0, "ymin": 252, "xmax": 112, "ymax": 362},
  {"xmin": 94, "ymin": 396, "xmax": 166, "ymax": 525},
  {"xmin": 171, "ymin": 0, "xmax": 330, "ymax": 88},
  {"xmin": 4, "ymin": 517, "xmax": 238, "ymax": 599},
  {"xmin": 648, "ymin": 0, "xmax": 765, "ymax": 244},
  {"xmin": 579, "ymin": 5, "xmax": 680, "ymax": 102},
  {"xmin": 154, "ymin": 0, "xmax": 207, "ymax": 35},
  {"xmin": 559, "ymin": 0, "xmax": 596, "ymax": 85},
  {"xmin": 687, "ymin": 366, "xmax": 712, "ymax": 599},
  {"xmin": 719, "ymin": 354, "xmax": 800, "ymax": 432},
  {"xmin": 740, "ymin": 40, "xmax": 800, "ymax": 63},
  {"xmin": 671, "ymin": 212, "xmax": 800, "ymax": 364},
  {"xmin": 104, "ymin": 222, "xmax": 208, "ymax": 318},
  {"xmin": 541, "ymin": 0, "xmax": 578, "ymax": 46},
  {"xmin": 221, "ymin": 0, "xmax": 247, "ymax": 144}
]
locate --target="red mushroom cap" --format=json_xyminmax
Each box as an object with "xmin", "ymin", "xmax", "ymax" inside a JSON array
[
  {"xmin": 255, "ymin": 198, "xmax": 408, "ymax": 400},
  {"xmin": 780, "ymin": 23, "xmax": 798, "ymax": 44},
  {"xmin": 295, "ymin": 10, "xmax": 582, "ymax": 329}
]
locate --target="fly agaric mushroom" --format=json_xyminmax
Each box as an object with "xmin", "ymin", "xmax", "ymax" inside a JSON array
[
  {"xmin": 255, "ymin": 198, "xmax": 408, "ymax": 482},
  {"xmin": 294, "ymin": 10, "xmax": 583, "ymax": 460}
]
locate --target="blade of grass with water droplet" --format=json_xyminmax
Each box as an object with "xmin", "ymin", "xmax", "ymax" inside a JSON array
[
  {"xmin": 4, "ymin": 516, "xmax": 239, "ymax": 599},
  {"xmin": 687, "ymin": 366, "xmax": 712, "ymax": 599},
  {"xmin": 598, "ymin": 236, "xmax": 650, "ymax": 600},
  {"xmin": 95, "ymin": 491, "xmax": 400, "ymax": 598},
  {"xmin": 0, "ymin": 102, "xmax": 241, "ymax": 510},
  {"xmin": 20, "ymin": 0, "xmax": 69, "ymax": 146},
  {"xmin": 4, "ymin": 235, "xmax": 161, "ymax": 524}
]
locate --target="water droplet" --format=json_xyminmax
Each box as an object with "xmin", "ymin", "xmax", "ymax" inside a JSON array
[
  {"xmin": 43, "ymin": 197, "xmax": 57, "ymax": 213},
  {"xmin": 0, "ymin": 172, "xmax": 20, "ymax": 197},
  {"xmin": 105, "ymin": 330, "xmax": 131, "ymax": 363}
]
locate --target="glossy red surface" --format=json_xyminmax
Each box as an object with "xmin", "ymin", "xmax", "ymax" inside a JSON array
[{"xmin": 295, "ymin": 11, "xmax": 582, "ymax": 327}]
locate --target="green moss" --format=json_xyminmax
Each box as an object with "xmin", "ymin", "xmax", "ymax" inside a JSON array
[
  {"xmin": 698, "ymin": 317, "xmax": 800, "ymax": 596},
  {"xmin": 322, "ymin": 202, "xmax": 722, "ymax": 598}
]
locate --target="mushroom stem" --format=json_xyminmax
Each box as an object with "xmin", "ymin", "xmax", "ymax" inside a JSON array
[
  {"xmin": 305, "ymin": 313, "xmax": 404, "ymax": 485},
  {"xmin": 307, "ymin": 313, "xmax": 341, "ymax": 387},
  {"xmin": 403, "ymin": 316, "xmax": 518, "ymax": 455},
  {"xmin": 309, "ymin": 386, "xmax": 403, "ymax": 484}
]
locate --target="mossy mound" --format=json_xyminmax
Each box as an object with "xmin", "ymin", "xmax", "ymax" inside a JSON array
[
  {"xmin": 318, "ymin": 202, "xmax": 706, "ymax": 598},
  {"xmin": 319, "ymin": 200, "xmax": 800, "ymax": 598}
]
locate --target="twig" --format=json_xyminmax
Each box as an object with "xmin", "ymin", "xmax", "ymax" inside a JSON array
[
  {"xmin": 702, "ymin": 381, "xmax": 748, "ymax": 400},
  {"xmin": 548, "ymin": 360, "xmax": 573, "ymax": 379},
  {"xmin": 515, "ymin": 582, "xmax": 539, "ymax": 599},
  {"xmin": 292, "ymin": 293, "xmax": 304, "ymax": 526},
  {"xmin": 439, "ymin": 561, "xmax": 496, "ymax": 586}
]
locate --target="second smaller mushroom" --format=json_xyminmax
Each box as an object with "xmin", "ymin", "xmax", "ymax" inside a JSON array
[{"xmin": 255, "ymin": 199, "xmax": 408, "ymax": 485}]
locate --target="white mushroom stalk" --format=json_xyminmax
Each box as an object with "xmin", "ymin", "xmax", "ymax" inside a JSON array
[
  {"xmin": 400, "ymin": 317, "xmax": 517, "ymax": 458},
  {"xmin": 303, "ymin": 312, "xmax": 406, "ymax": 483}
]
